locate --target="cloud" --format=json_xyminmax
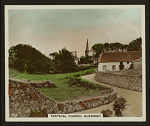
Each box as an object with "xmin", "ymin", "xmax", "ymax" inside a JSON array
[{"xmin": 8, "ymin": 9, "xmax": 142, "ymax": 57}]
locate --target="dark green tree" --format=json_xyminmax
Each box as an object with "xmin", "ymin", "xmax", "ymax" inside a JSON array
[
  {"xmin": 121, "ymin": 44, "xmax": 128, "ymax": 50},
  {"xmin": 79, "ymin": 55, "xmax": 93, "ymax": 64},
  {"xmin": 103, "ymin": 43, "xmax": 110, "ymax": 51},
  {"xmin": 110, "ymin": 42, "xmax": 123, "ymax": 51},
  {"xmin": 9, "ymin": 44, "xmax": 52, "ymax": 73},
  {"xmin": 91, "ymin": 43, "xmax": 103, "ymax": 64},
  {"xmin": 128, "ymin": 38, "xmax": 142, "ymax": 51},
  {"xmin": 50, "ymin": 48, "xmax": 76, "ymax": 73}
]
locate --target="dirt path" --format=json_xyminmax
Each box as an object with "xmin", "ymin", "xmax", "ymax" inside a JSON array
[{"xmin": 72, "ymin": 74, "xmax": 142, "ymax": 117}]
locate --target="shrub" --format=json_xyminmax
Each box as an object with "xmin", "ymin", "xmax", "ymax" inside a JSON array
[
  {"xmin": 101, "ymin": 109, "xmax": 113, "ymax": 117},
  {"xmin": 113, "ymin": 97, "xmax": 127, "ymax": 116},
  {"xmin": 70, "ymin": 81, "xmax": 78, "ymax": 86},
  {"xmin": 74, "ymin": 74, "xmax": 81, "ymax": 77},
  {"xmin": 67, "ymin": 77, "xmax": 110, "ymax": 91},
  {"xmin": 30, "ymin": 108, "xmax": 47, "ymax": 117}
]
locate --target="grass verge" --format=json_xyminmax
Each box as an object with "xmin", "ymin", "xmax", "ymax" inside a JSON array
[{"xmin": 9, "ymin": 66, "xmax": 110, "ymax": 101}]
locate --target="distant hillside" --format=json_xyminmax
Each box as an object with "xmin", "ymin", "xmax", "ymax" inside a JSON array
[{"xmin": 9, "ymin": 44, "xmax": 52, "ymax": 73}]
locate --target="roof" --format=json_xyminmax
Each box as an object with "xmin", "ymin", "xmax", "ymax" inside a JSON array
[
  {"xmin": 133, "ymin": 57, "xmax": 142, "ymax": 62},
  {"xmin": 99, "ymin": 51, "xmax": 142, "ymax": 63}
]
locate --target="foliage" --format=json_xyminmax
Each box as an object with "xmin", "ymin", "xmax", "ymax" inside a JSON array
[
  {"xmin": 9, "ymin": 44, "xmax": 52, "ymax": 74},
  {"xmin": 79, "ymin": 55, "xmax": 93, "ymax": 64},
  {"xmin": 49, "ymin": 48, "xmax": 76, "ymax": 73},
  {"xmin": 66, "ymin": 77, "xmax": 110, "ymax": 91},
  {"xmin": 9, "ymin": 44, "xmax": 77, "ymax": 74},
  {"xmin": 73, "ymin": 69, "xmax": 95, "ymax": 77},
  {"xmin": 30, "ymin": 108, "xmax": 47, "ymax": 117},
  {"xmin": 109, "ymin": 42, "xmax": 123, "ymax": 50},
  {"xmin": 113, "ymin": 97, "xmax": 127, "ymax": 116},
  {"xmin": 101, "ymin": 109, "xmax": 113, "ymax": 117},
  {"xmin": 127, "ymin": 37, "xmax": 142, "ymax": 51},
  {"xmin": 90, "ymin": 37, "xmax": 142, "ymax": 64},
  {"xmin": 103, "ymin": 43, "xmax": 110, "ymax": 50},
  {"xmin": 91, "ymin": 43, "xmax": 103, "ymax": 64},
  {"xmin": 75, "ymin": 65, "xmax": 97, "ymax": 72}
]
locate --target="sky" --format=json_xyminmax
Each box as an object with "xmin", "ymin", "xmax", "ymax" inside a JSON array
[{"xmin": 8, "ymin": 8, "xmax": 142, "ymax": 57}]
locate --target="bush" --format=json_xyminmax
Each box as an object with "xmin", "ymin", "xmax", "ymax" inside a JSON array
[
  {"xmin": 67, "ymin": 77, "xmax": 110, "ymax": 91},
  {"xmin": 70, "ymin": 81, "xmax": 78, "ymax": 86},
  {"xmin": 74, "ymin": 74, "xmax": 81, "ymax": 77},
  {"xmin": 101, "ymin": 109, "xmax": 113, "ymax": 117},
  {"xmin": 79, "ymin": 56, "xmax": 93, "ymax": 64},
  {"xmin": 30, "ymin": 108, "xmax": 47, "ymax": 117},
  {"xmin": 113, "ymin": 97, "xmax": 127, "ymax": 116}
]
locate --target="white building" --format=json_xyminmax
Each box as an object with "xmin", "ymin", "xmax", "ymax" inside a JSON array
[
  {"xmin": 71, "ymin": 51, "xmax": 79, "ymax": 65},
  {"xmin": 98, "ymin": 51, "xmax": 142, "ymax": 72}
]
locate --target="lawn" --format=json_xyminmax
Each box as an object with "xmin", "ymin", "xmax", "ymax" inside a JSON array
[{"xmin": 9, "ymin": 66, "xmax": 110, "ymax": 102}]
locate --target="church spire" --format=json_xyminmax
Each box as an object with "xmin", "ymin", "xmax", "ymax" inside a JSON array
[
  {"xmin": 85, "ymin": 39, "xmax": 89, "ymax": 56},
  {"xmin": 86, "ymin": 39, "xmax": 89, "ymax": 51}
]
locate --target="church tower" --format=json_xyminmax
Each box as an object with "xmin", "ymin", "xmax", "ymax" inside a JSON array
[{"xmin": 85, "ymin": 39, "xmax": 89, "ymax": 56}]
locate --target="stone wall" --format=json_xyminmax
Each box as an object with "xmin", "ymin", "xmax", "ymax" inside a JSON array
[
  {"xmin": 95, "ymin": 72, "xmax": 142, "ymax": 92},
  {"xmin": 133, "ymin": 61, "xmax": 142, "ymax": 70},
  {"xmin": 9, "ymin": 77, "xmax": 117, "ymax": 117},
  {"xmin": 9, "ymin": 77, "xmax": 57, "ymax": 117},
  {"xmin": 56, "ymin": 89, "xmax": 117, "ymax": 114}
]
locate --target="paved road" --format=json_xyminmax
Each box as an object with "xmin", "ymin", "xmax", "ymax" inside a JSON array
[{"xmin": 72, "ymin": 74, "xmax": 142, "ymax": 117}]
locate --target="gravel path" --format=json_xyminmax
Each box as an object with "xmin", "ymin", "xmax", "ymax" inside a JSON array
[{"xmin": 72, "ymin": 74, "xmax": 142, "ymax": 117}]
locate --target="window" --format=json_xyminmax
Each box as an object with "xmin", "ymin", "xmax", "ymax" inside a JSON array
[
  {"xmin": 103, "ymin": 65, "xmax": 106, "ymax": 71},
  {"xmin": 112, "ymin": 65, "xmax": 116, "ymax": 71}
]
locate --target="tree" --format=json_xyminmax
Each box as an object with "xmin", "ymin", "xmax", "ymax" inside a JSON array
[
  {"xmin": 103, "ymin": 43, "xmax": 110, "ymax": 51},
  {"xmin": 49, "ymin": 52, "xmax": 59, "ymax": 59},
  {"xmin": 79, "ymin": 55, "xmax": 93, "ymax": 64},
  {"xmin": 50, "ymin": 48, "xmax": 76, "ymax": 73},
  {"xmin": 121, "ymin": 44, "xmax": 128, "ymax": 49},
  {"xmin": 9, "ymin": 44, "xmax": 52, "ymax": 73},
  {"xmin": 128, "ymin": 38, "xmax": 142, "ymax": 51},
  {"xmin": 110, "ymin": 42, "xmax": 123, "ymax": 51},
  {"xmin": 91, "ymin": 43, "xmax": 103, "ymax": 64},
  {"xmin": 51, "ymin": 59, "xmax": 65, "ymax": 73}
]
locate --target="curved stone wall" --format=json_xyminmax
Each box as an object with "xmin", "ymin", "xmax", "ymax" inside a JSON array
[
  {"xmin": 9, "ymin": 77, "xmax": 117, "ymax": 117},
  {"xmin": 56, "ymin": 90, "xmax": 117, "ymax": 114}
]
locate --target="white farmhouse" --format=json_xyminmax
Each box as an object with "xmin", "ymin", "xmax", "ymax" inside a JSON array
[{"xmin": 98, "ymin": 51, "xmax": 142, "ymax": 72}]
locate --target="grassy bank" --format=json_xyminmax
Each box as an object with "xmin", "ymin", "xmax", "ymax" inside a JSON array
[{"xmin": 9, "ymin": 66, "xmax": 110, "ymax": 101}]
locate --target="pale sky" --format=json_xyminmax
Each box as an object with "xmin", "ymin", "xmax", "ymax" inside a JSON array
[{"xmin": 8, "ymin": 8, "xmax": 142, "ymax": 57}]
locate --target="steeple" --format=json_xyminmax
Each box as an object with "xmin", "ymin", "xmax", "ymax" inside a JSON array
[{"xmin": 85, "ymin": 39, "xmax": 89, "ymax": 56}]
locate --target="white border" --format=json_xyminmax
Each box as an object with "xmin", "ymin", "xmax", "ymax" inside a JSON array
[{"xmin": 5, "ymin": 5, "xmax": 146, "ymax": 122}]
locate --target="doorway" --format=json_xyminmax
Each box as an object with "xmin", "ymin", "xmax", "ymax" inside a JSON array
[{"xmin": 119, "ymin": 62, "xmax": 124, "ymax": 70}]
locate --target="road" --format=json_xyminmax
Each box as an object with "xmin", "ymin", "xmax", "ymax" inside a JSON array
[{"xmin": 72, "ymin": 74, "xmax": 142, "ymax": 117}]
